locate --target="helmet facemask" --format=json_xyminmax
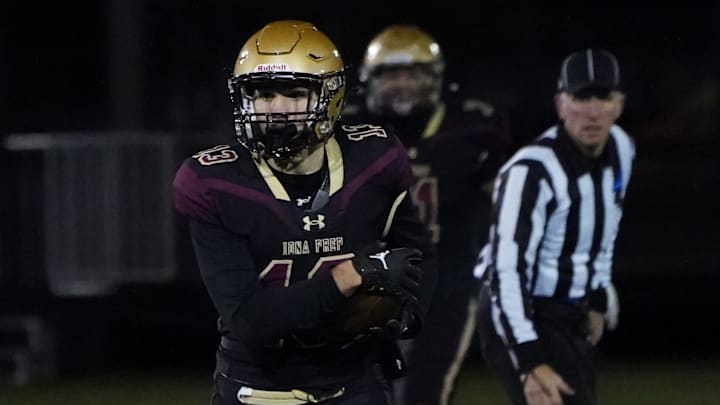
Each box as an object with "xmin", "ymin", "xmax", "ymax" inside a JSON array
[
  {"xmin": 365, "ymin": 63, "xmax": 442, "ymax": 117},
  {"xmin": 360, "ymin": 25, "xmax": 445, "ymax": 118},
  {"xmin": 229, "ymin": 72, "xmax": 345, "ymax": 161}
]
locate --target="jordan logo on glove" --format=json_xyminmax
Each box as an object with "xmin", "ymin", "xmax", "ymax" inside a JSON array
[{"xmin": 369, "ymin": 251, "xmax": 391, "ymax": 270}]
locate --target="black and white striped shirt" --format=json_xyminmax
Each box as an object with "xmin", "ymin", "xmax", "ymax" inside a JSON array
[{"xmin": 476, "ymin": 123, "xmax": 635, "ymax": 371}]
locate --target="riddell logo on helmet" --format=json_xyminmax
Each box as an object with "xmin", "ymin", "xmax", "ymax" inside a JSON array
[{"xmin": 255, "ymin": 64, "xmax": 289, "ymax": 72}]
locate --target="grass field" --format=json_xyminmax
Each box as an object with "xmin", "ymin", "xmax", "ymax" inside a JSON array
[{"xmin": 3, "ymin": 357, "xmax": 720, "ymax": 404}]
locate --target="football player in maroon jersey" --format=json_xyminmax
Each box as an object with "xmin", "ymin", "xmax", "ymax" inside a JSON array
[{"xmin": 173, "ymin": 20, "xmax": 437, "ymax": 405}]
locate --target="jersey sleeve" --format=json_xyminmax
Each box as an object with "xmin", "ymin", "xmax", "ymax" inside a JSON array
[
  {"xmin": 188, "ymin": 220, "xmax": 347, "ymax": 345},
  {"xmin": 173, "ymin": 160, "xmax": 221, "ymax": 225}
]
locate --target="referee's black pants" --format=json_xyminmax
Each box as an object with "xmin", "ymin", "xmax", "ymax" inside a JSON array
[{"xmin": 476, "ymin": 285, "xmax": 597, "ymax": 405}]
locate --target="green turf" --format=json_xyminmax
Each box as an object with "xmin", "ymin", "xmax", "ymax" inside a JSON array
[
  {"xmin": 3, "ymin": 358, "xmax": 720, "ymax": 404},
  {"xmin": 453, "ymin": 357, "xmax": 720, "ymax": 405},
  {"xmin": 1, "ymin": 370, "xmax": 212, "ymax": 405}
]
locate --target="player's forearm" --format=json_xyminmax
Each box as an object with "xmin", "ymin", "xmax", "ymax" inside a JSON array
[
  {"xmin": 189, "ymin": 221, "xmax": 348, "ymax": 344},
  {"xmin": 330, "ymin": 259, "xmax": 362, "ymax": 296},
  {"xmin": 214, "ymin": 270, "xmax": 348, "ymax": 344}
]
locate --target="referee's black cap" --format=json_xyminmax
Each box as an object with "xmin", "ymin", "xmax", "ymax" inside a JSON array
[{"xmin": 557, "ymin": 49, "xmax": 622, "ymax": 96}]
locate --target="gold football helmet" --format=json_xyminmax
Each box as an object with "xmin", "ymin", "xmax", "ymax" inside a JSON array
[
  {"xmin": 229, "ymin": 20, "xmax": 346, "ymax": 160},
  {"xmin": 360, "ymin": 25, "xmax": 444, "ymax": 116}
]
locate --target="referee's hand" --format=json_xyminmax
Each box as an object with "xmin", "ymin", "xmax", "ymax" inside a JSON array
[
  {"xmin": 523, "ymin": 364, "xmax": 575, "ymax": 405},
  {"xmin": 587, "ymin": 310, "xmax": 605, "ymax": 346}
]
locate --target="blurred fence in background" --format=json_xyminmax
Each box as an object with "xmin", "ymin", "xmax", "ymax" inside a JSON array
[
  {"xmin": 3, "ymin": 132, "xmax": 177, "ymax": 296},
  {"xmin": 0, "ymin": 131, "xmax": 191, "ymax": 385}
]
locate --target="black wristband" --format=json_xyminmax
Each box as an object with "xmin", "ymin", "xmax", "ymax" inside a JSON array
[
  {"xmin": 589, "ymin": 287, "xmax": 608, "ymax": 312},
  {"xmin": 513, "ymin": 340, "xmax": 546, "ymax": 374}
]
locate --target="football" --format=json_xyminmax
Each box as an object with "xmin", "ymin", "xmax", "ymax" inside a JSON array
[{"xmin": 325, "ymin": 288, "xmax": 403, "ymax": 344}]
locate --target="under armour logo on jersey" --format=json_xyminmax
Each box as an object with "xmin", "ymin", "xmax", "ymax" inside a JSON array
[
  {"xmin": 369, "ymin": 250, "xmax": 391, "ymax": 270},
  {"xmin": 302, "ymin": 215, "xmax": 326, "ymax": 231}
]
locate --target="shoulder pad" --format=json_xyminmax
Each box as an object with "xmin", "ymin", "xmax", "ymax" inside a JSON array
[{"xmin": 461, "ymin": 98, "xmax": 496, "ymax": 117}]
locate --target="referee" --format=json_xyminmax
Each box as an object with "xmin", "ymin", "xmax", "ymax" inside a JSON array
[{"xmin": 475, "ymin": 49, "xmax": 635, "ymax": 405}]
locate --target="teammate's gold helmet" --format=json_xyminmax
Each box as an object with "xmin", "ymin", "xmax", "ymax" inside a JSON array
[
  {"xmin": 229, "ymin": 20, "xmax": 346, "ymax": 160},
  {"xmin": 360, "ymin": 25, "xmax": 444, "ymax": 116}
]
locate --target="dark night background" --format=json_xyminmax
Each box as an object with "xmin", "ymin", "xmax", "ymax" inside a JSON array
[{"xmin": 1, "ymin": 1, "xmax": 719, "ymax": 382}]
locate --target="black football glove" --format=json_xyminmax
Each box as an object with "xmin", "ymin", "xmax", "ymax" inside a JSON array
[
  {"xmin": 369, "ymin": 301, "xmax": 414, "ymax": 339},
  {"xmin": 352, "ymin": 240, "xmax": 423, "ymax": 303},
  {"xmin": 339, "ymin": 301, "xmax": 415, "ymax": 350}
]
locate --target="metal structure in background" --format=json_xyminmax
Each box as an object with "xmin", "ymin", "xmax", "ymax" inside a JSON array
[
  {"xmin": 3, "ymin": 131, "xmax": 177, "ymax": 297},
  {"xmin": 0, "ymin": 316, "xmax": 55, "ymax": 385},
  {"xmin": 0, "ymin": 131, "xmax": 184, "ymax": 385}
]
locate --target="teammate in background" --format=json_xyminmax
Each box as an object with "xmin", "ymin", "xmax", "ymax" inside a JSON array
[
  {"xmin": 475, "ymin": 48, "xmax": 634, "ymax": 405},
  {"xmin": 344, "ymin": 24, "xmax": 512, "ymax": 405},
  {"xmin": 173, "ymin": 20, "xmax": 437, "ymax": 405}
]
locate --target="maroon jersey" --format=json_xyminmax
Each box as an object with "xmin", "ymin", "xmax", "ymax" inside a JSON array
[
  {"xmin": 408, "ymin": 104, "xmax": 510, "ymax": 280},
  {"xmin": 173, "ymin": 124, "xmax": 436, "ymax": 387}
]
